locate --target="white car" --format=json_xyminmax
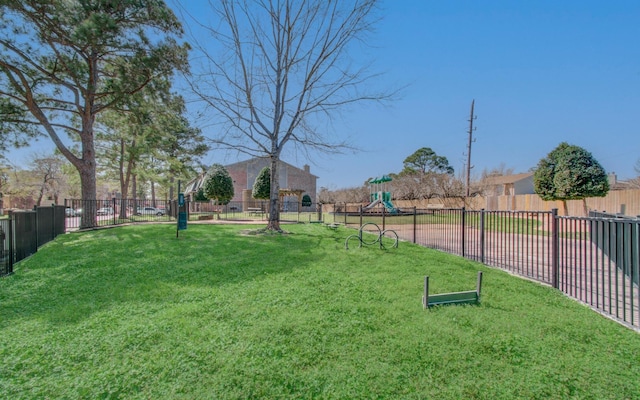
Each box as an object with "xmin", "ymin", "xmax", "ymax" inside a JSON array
[
  {"xmin": 136, "ymin": 207, "xmax": 165, "ymax": 216},
  {"xmin": 97, "ymin": 207, "xmax": 114, "ymax": 215}
]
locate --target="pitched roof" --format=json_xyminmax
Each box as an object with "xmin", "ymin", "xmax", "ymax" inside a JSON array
[{"xmin": 483, "ymin": 172, "xmax": 534, "ymax": 186}]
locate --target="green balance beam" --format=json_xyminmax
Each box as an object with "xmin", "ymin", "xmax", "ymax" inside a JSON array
[{"xmin": 423, "ymin": 271, "xmax": 483, "ymax": 308}]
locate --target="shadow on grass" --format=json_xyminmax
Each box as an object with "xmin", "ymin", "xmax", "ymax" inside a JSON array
[{"xmin": 0, "ymin": 224, "xmax": 337, "ymax": 327}]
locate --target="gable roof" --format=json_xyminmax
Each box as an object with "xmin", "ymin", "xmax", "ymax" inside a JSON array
[
  {"xmin": 483, "ymin": 172, "xmax": 534, "ymax": 186},
  {"xmin": 224, "ymin": 157, "xmax": 319, "ymax": 179}
]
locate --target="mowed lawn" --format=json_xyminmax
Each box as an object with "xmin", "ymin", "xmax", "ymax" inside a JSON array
[{"xmin": 1, "ymin": 224, "xmax": 640, "ymax": 399}]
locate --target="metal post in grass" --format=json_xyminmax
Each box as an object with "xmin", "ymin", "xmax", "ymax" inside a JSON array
[
  {"xmin": 359, "ymin": 205, "xmax": 363, "ymax": 227},
  {"xmin": 480, "ymin": 209, "xmax": 486, "ymax": 264},
  {"xmin": 552, "ymin": 208, "xmax": 559, "ymax": 289},
  {"xmin": 461, "ymin": 207, "xmax": 466, "ymax": 258},
  {"xmin": 8, "ymin": 212, "xmax": 13, "ymax": 274},
  {"xmin": 413, "ymin": 206, "xmax": 417, "ymax": 244},
  {"xmin": 381, "ymin": 204, "xmax": 385, "ymax": 231},
  {"xmin": 344, "ymin": 202, "xmax": 347, "ymax": 225},
  {"xmin": 112, "ymin": 198, "xmax": 117, "ymax": 225}
]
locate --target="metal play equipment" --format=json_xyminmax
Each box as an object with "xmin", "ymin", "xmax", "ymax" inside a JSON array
[
  {"xmin": 345, "ymin": 222, "xmax": 398, "ymax": 250},
  {"xmin": 422, "ymin": 271, "xmax": 483, "ymax": 308},
  {"xmin": 363, "ymin": 175, "xmax": 398, "ymax": 214}
]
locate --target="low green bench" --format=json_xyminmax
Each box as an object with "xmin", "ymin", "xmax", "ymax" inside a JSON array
[{"xmin": 422, "ymin": 271, "xmax": 483, "ymax": 308}]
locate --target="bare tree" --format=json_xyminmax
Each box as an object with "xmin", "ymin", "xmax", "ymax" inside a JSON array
[
  {"xmin": 29, "ymin": 153, "xmax": 65, "ymax": 206},
  {"xmin": 183, "ymin": 0, "xmax": 389, "ymax": 231},
  {"xmin": 629, "ymin": 159, "xmax": 640, "ymax": 189}
]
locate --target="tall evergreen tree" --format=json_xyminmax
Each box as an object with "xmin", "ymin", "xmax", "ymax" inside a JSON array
[
  {"xmin": 0, "ymin": 0, "xmax": 188, "ymax": 228},
  {"xmin": 252, "ymin": 167, "xmax": 271, "ymax": 200}
]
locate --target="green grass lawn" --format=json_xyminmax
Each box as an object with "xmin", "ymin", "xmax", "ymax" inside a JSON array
[{"xmin": 1, "ymin": 224, "xmax": 639, "ymax": 399}]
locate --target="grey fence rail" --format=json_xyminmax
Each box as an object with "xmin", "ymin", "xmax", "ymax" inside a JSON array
[{"xmin": 332, "ymin": 205, "xmax": 640, "ymax": 330}]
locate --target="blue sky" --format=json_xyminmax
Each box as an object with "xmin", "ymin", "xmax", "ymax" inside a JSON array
[
  {"xmin": 291, "ymin": 0, "xmax": 640, "ymax": 189},
  {"xmin": 9, "ymin": 1, "xmax": 640, "ymax": 191}
]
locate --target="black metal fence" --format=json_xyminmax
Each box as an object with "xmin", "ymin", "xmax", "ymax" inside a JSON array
[
  {"xmin": 0, "ymin": 205, "xmax": 67, "ymax": 277},
  {"xmin": 333, "ymin": 205, "xmax": 640, "ymax": 329},
  {"xmin": 0, "ymin": 218, "xmax": 11, "ymax": 277},
  {"xmin": 64, "ymin": 199, "xmax": 323, "ymax": 229},
  {"xmin": 6, "ymin": 200, "xmax": 639, "ymax": 329},
  {"xmin": 187, "ymin": 199, "xmax": 322, "ymax": 223},
  {"xmin": 64, "ymin": 198, "xmax": 175, "ymax": 230}
]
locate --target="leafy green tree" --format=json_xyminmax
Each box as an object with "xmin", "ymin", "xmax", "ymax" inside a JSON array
[
  {"xmin": 0, "ymin": 1, "xmax": 188, "ymax": 228},
  {"xmin": 184, "ymin": 0, "xmax": 389, "ymax": 231},
  {"xmin": 203, "ymin": 164, "xmax": 234, "ymax": 205},
  {"xmin": 534, "ymin": 142, "xmax": 609, "ymax": 215},
  {"xmin": 401, "ymin": 147, "xmax": 454, "ymax": 175},
  {"xmin": 96, "ymin": 78, "xmax": 206, "ymax": 213},
  {"xmin": 252, "ymin": 167, "xmax": 271, "ymax": 200},
  {"xmin": 194, "ymin": 188, "xmax": 208, "ymax": 202},
  {"xmin": 391, "ymin": 147, "xmax": 458, "ymax": 200}
]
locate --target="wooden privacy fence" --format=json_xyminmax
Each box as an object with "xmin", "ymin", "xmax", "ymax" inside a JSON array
[{"xmin": 388, "ymin": 188, "xmax": 640, "ymax": 217}]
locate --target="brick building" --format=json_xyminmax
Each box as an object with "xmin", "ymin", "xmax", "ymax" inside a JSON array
[{"xmin": 185, "ymin": 158, "xmax": 317, "ymax": 207}]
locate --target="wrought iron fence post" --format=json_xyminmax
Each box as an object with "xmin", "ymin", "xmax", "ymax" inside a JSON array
[
  {"xmin": 344, "ymin": 202, "xmax": 347, "ymax": 225},
  {"xmin": 112, "ymin": 198, "xmax": 117, "ymax": 225},
  {"xmin": 413, "ymin": 206, "xmax": 417, "ymax": 244},
  {"xmin": 382, "ymin": 205, "xmax": 386, "ymax": 231},
  {"xmin": 8, "ymin": 212, "xmax": 13, "ymax": 274},
  {"xmin": 552, "ymin": 208, "xmax": 559, "ymax": 289},
  {"xmin": 461, "ymin": 207, "xmax": 466, "ymax": 258},
  {"xmin": 480, "ymin": 209, "xmax": 485, "ymax": 264},
  {"xmin": 359, "ymin": 205, "xmax": 363, "ymax": 227}
]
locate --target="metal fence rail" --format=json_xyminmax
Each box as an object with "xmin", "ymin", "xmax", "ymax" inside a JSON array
[
  {"xmin": 65, "ymin": 199, "xmax": 174, "ymax": 231},
  {"xmin": 335, "ymin": 205, "xmax": 640, "ymax": 329},
  {"xmin": 0, "ymin": 218, "xmax": 11, "ymax": 276},
  {"xmin": 558, "ymin": 216, "xmax": 640, "ymax": 327},
  {"xmin": 5, "ymin": 200, "xmax": 639, "ymax": 330}
]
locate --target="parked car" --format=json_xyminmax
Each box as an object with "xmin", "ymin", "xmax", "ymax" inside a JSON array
[
  {"xmin": 65, "ymin": 207, "xmax": 78, "ymax": 217},
  {"xmin": 136, "ymin": 207, "xmax": 165, "ymax": 216},
  {"xmin": 97, "ymin": 207, "xmax": 114, "ymax": 215}
]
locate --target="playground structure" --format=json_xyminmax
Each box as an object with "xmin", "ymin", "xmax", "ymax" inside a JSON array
[
  {"xmin": 364, "ymin": 175, "xmax": 398, "ymax": 214},
  {"xmin": 345, "ymin": 222, "xmax": 399, "ymax": 250}
]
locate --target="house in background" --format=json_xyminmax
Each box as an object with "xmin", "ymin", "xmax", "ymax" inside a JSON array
[
  {"xmin": 480, "ymin": 172, "xmax": 535, "ymax": 196},
  {"xmin": 185, "ymin": 158, "xmax": 318, "ymax": 210}
]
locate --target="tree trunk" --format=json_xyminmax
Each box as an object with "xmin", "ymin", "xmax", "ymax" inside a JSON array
[
  {"xmin": 36, "ymin": 186, "xmax": 44, "ymax": 207},
  {"xmin": 267, "ymin": 157, "xmax": 281, "ymax": 231},
  {"xmin": 79, "ymin": 162, "xmax": 97, "ymax": 229},
  {"xmin": 132, "ymin": 173, "xmax": 138, "ymax": 213},
  {"xmin": 151, "ymin": 180, "xmax": 156, "ymax": 207}
]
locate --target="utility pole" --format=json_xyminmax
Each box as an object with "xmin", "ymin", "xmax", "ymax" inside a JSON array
[{"xmin": 465, "ymin": 99, "xmax": 476, "ymax": 197}]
